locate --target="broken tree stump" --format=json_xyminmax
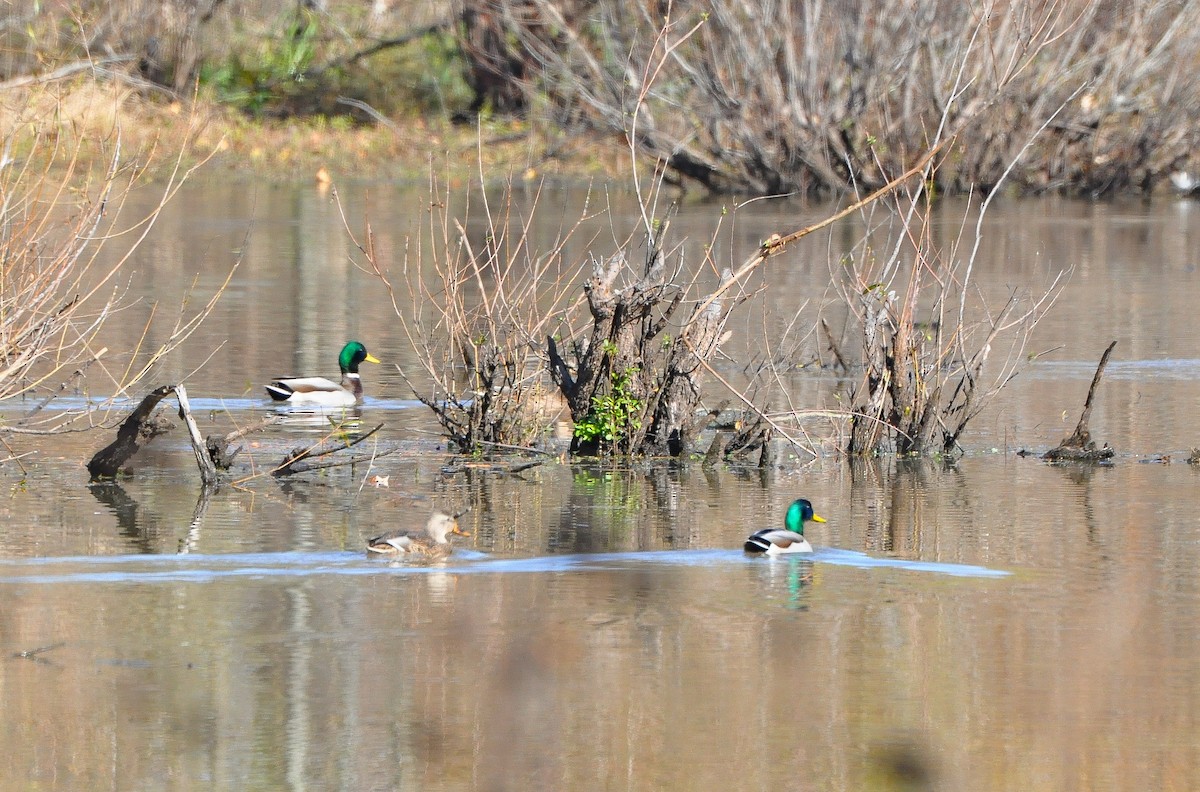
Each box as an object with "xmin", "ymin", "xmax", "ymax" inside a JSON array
[
  {"xmin": 1043, "ymin": 340, "xmax": 1117, "ymax": 462},
  {"xmin": 87, "ymin": 384, "xmax": 220, "ymax": 485},
  {"xmin": 87, "ymin": 386, "xmax": 177, "ymax": 480},
  {"xmin": 205, "ymin": 414, "xmax": 282, "ymax": 470},
  {"xmin": 174, "ymin": 385, "xmax": 219, "ymax": 486}
]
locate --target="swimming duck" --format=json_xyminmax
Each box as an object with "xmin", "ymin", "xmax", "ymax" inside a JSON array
[
  {"xmin": 366, "ymin": 510, "xmax": 471, "ymax": 559},
  {"xmin": 266, "ymin": 341, "xmax": 380, "ymax": 407},
  {"xmin": 744, "ymin": 498, "xmax": 826, "ymax": 554}
]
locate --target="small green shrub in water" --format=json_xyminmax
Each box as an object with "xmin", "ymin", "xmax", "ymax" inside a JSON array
[{"xmin": 573, "ymin": 365, "xmax": 642, "ymax": 452}]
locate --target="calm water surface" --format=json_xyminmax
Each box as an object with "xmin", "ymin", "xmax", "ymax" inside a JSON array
[{"xmin": 2, "ymin": 182, "xmax": 1199, "ymax": 790}]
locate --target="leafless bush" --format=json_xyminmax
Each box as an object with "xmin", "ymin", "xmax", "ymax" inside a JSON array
[
  {"xmin": 837, "ymin": 190, "xmax": 1065, "ymax": 456},
  {"xmin": 345, "ymin": 7, "xmax": 1075, "ymax": 461},
  {"xmin": 347, "ymin": 7, "xmax": 1066, "ymax": 461},
  {"xmin": 546, "ymin": 212, "xmax": 746, "ymax": 457},
  {"xmin": 2, "ymin": 1, "xmax": 457, "ymax": 114},
  {"xmin": 482, "ymin": 0, "xmax": 1200, "ymax": 196},
  {"xmin": 342, "ymin": 176, "xmax": 589, "ymax": 454},
  {"xmin": 506, "ymin": 0, "xmax": 1070, "ymax": 458},
  {"xmin": 351, "ymin": 158, "xmax": 958, "ymax": 459},
  {"xmin": 0, "ymin": 1, "xmax": 225, "ymax": 92},
  {"xmin": 0, "ymin": 95, "xmax": 229, "ymax": 435},
  {"xmin": 345, "ymin": 163, "xmax": 786, "ymax": 458}
]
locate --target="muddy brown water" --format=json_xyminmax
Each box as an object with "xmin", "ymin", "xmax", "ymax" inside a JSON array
[{"xmin": 1, "ymin": 182, "xmax": 1199, "ymax": 790}]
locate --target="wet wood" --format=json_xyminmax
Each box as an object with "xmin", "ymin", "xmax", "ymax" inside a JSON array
[
  {"xmin": 87, "ymin": 386, "xmax": 177, "ymax": 479},
  {"xmin": 174, "ymin": 385, "xmax": 219, "ymax": 486},
  {"xmin": 1043, "ymin": 340, "xmax": 1117, "ymax": 462},
  {"xmin": 440, "ymin": 458, "xmax": 545, "ymax": 476},
  {"xmin": 758, "ymin": 427, "xmax": 776, "ymax": 468},
  {"xmin": 702, "ymin": 432, "xmax": 729, "ymax": 468},
  {"xmin": 273, "ymin": 422, "xmax": 391, "ymax": 476},
  {"xmin": 205, "ymin": 415, "xmax": 282, "ymax": 470},
  {"xmin": 821, "ymin": 318, "xmax": 849, "ymax": 371},
  {"xmin": 11, "ymin": 642, "xmax": 65, "ymax": 665},
  {"xmin": 87, "ymin": 384, "xmax": 223, "ymax": 485},
  {"xmin": 90, "ymin": 386, "xmax": 393, "ymax": 484}
]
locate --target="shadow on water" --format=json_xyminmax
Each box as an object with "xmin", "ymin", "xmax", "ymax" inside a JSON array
[
  {"xmin": 849, "ymin": 456, "xmax": 972, "ymax": 555},
  {"xmin": 88, "ymin": 482, "xmax": 149, "ymax": 552}
]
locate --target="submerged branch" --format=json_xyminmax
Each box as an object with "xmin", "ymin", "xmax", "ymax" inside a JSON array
[{"xmin": 272, "ymin": 422, "xmax": 388, "ymax": 477}]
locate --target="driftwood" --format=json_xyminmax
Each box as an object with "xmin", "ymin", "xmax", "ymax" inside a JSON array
[
  {"xmin": 89, "ymin": 386, "xmax": 288, "ymax": 485},
  {"xmin": 206, "ymin": 415, "xmax": 282, "ymax": 470},
  {"xmin": 272, "ymin": 422, "xmax": 391, "ymax": 476},
  {"xmin": 821, "ymin": 318, "xmax": 850, "ymax": 371},
  {"xmin": 702, "ymin": 432, "xmax": 729, "ymax": 468},
  {"xmin": 11, "ymin": 642, "xmax": 65, "ymax": 666},
  {"xmin": 439, "ymin": 458, "xmax": 546, "ymax": 476},
  {"xmin": 88, "ymin": 386, "xmax": 184, "ymax": 480},
  {"xmin": 1043, "ymin": 341, "xmax": 1117, "ymax": 462}
]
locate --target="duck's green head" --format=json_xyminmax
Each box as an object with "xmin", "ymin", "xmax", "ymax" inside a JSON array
[
  {"xmin": 784, "ymin": 498, "xmax": 826, "ymax": 534},
  {"xmin": 339, "ymin": 341, "xmax": 381, "ymax": 374}
]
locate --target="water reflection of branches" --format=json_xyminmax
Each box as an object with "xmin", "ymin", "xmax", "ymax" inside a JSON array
[
  {"xmin": 86, "ymin": 480, "xmax": 214, "ymax": 556},
  {"xmin": 850, "ymin": 457, "xmax": 969, "ymax": 556}
]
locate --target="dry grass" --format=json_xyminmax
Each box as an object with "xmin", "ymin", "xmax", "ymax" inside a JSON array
[{"xmin": 1, "ymin": 73, "xmax": 630, "ymax": 186}]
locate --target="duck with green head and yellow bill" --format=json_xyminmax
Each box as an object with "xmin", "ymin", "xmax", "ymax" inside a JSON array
[
  {"xmin": 366, "ymin": 509, "xmax": 472, "ymax": 559},
  {"xmin": 266, "ymin": 341, "xmax": 380, "ymax": 407},
  {"xmin": 744, "ymin": 498, "xmax": 826, "ymax": 554}
]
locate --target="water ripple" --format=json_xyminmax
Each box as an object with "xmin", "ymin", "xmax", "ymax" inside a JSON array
[{"xmin": 0, "ymin": 548, "xmax": 1009, "ymax": 584}]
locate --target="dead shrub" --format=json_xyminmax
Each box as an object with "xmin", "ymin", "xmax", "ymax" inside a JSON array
[
  {"xmin": 0, "ymin": 87, "xmax": 230, "ymax": 435},
  {"xmin": 475, "ymin": 0, "xmax": 1200, "ymax": 196},
  {"xmin": 341, "ymin": 176, "xmax": 586, "ymax": 454}
]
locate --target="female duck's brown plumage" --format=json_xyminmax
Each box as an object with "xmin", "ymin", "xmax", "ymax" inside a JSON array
[{"xmin": 367, "ymin": 510, "xmax": 471, "ymax": 559}]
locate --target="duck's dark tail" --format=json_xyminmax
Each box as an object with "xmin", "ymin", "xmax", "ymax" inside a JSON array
[
  {"xmin": 265, "ymin": 382, "xmax": 293, "ymax": 401},
  {"xmin": 743, "ymin": 536, "xmax": 770, "ymax": 553}
]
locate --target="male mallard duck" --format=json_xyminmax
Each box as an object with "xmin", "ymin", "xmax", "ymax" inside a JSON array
[
  {"xmin": 265, "ymin": 341, "xmax": 380, "ymax": 407},
  {"xmin": 744, "ymin": 498, "xmax": 826, "ymax": 554},
  {"xmin": 366, "ymin": 510, "xmax": 471, "ymax": 559}
]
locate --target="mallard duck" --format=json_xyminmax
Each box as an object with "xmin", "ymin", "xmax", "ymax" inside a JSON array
[
  {"xmin": 266, "ymin": 341, "xmax": 380, "ymax": 407},
  {"xmin": 744, "ymin": 498, "xmax": 826, "ymax": 554},
  {"xmin": 366, "ymin": 510, "xmax": 471, "ymax": 559}
]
